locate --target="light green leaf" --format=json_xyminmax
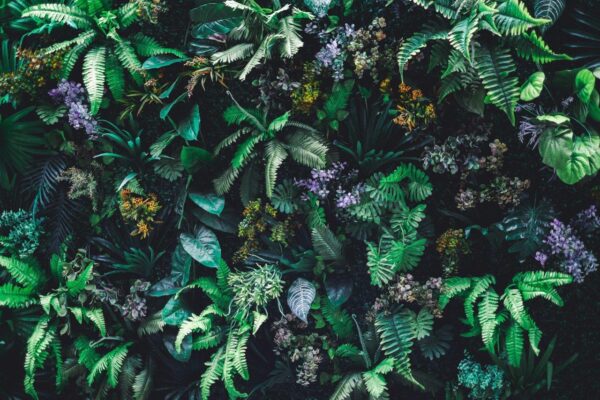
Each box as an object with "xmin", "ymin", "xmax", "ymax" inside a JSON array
[
  {"xmin": 575, "ymin": 69, "xmax": 596, "ymax": 104},
  {"xmin": 520, "ymin": 71, "xmax": 545, "ymax": 101}
]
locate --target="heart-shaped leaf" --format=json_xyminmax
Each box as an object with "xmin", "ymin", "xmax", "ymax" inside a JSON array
[
  {"xmin": 180, "ymin": 227, "xmax": 221, "ymax": 268},
  {"xmin": 575, "ymin": 69, "xmax": 595, "ymax": 104},
  {"xmin": 520, "ymin": 71, "xmax": 545, "ymax": 101}
]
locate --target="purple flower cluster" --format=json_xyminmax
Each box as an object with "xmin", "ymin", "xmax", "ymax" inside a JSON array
[
  {"xmin": 335, "ymin": 183, "xmax": 365, "ymax": 209},
  {"xmin": 571, "ymin": 205, "xmax": 600, "ymax": 239},
  {"xmin": 49, "ymin": 80, "xmax": 97, "ymax": 136},
  {"xmin": 295, "ymin": 162, "xmax": 363, "ymax": 209},
  {"xmin": 536, "ymin": 218, "xmax": 598, "ymax": 283},
  {"xmin": 313, "ymin": 24, "xmax": 356, "ymax": 81}
]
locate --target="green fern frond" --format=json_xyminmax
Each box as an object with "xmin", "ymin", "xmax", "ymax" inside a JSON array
[
  {"xmin": 130, "ymin": 33, "xmax": 185, "ymax": 58},
  {"xmin": 398, "ymin": 24, "xmax": 449, "ymax": 80},
  {"xmin": 66, "ymin": 261, "xmax": 93, "ymax": 295},
  {"xmin": 495, "ymin": 0, "xmax": 550, "ymax": 35},
  {"xmin": 83, "ymin": 46, "xmax": 106, "ymax": 115},
  {"xmin": 41, "ymin": 30, "xmax": 96, "ymax": 55},
  {"xmin": 106, "ymin": 52, "xmax": 125, "ymax": 101},
  {"xmin": 87, "ymin": 343, "xmax": 132, "ymax": 388},
  {"xmin": 311, "ymin": 225, "xmax": 343, "ymax": 261},
  {"xmin": 478, "ymin": 289, "xmax": 499, "ymax": 352},
  {"xmin": 114, "ymin": 40, "xmax": 142, "ymax": 75},
  {"xmin": 329, "ymin": 372, "xmax": 362, "ymax": 400},
  {"xmin": 0, "ymin": 255, "xmax": 47, "ymax": 289},
  {"xmin": 278, "ymin": 16, "xmax": 303, "ymax": 58},
  {"xmin": 284, "ymin": 132, "xmax": 328, "ymax": 169},
  {"xmin": 22, "ymin": 3, "xmax": 93, "ymax": 28},
  {"xmin": 475, "ymin": 46, "xmax": 519, "ymax": 125},
  {"xmin": 201, "ymin": 347, "xmax": 225, "ymax": 400},
  {"xmin": 0, "ymin": 283, "xmax": 35, "ymax": 308},
  {"xmin": 506, "ymin": 320, "xmax": 524, "ymax": 367},
  {"xmin": 264, "ymin": 140, "xmax": 288, "ymax": 198},
  {"xmin": 60, "ymin": 41, "xmax": 92, "ymax": 79},
  {"xmin": 85, "ymin": 308, "xmax": 106, "ymax": 336},
  {"xmin": 464, "ymin": 275, "xmax": 496, "ymax": 326},
  {"xmin": 176, "ymin": 314, "xmax": 211, "ymax": 352},
  {"xmin": 448, "ymin": 13, "xmax": 479, "ymax": 61},
  {"xmin": 513, "ymin": 31, "xmax": 571, "ymax": 64}
]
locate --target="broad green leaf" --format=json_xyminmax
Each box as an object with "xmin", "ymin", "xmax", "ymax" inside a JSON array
[
  {"xmin": 142, "ymin": 55, "xmax": 188, "ymax": 70},
  {"xmin": 180, "ymin": 146, "xmax": 212, "ymax": 173},
  {"xmin": 574, "ymin": 69, "xmax": 595, "ymax": 104},
  {"xmin": 325, "ymin": 277, "xmax": 353, "ymax": 307},
  {"xmin": 161, "ymin": 297, "xmax": 191, "ymax": 325},
  {"xmin": 164, "ymin": 334, "xmax": 192, "ymax": 362},
  {"xmin": 177, "ymin": 104, "xmax": 201, "ymax": 141},
  {"xmin": 556, "ymin": 142, "xmax": 593, "ymax": 184},
  {"xmin": 180, "ymin": 227, "xmax": 221, "ymax": 268},
  {"xmin": 520, "ymin": 71, "xmax": 545, "ymax": 101},
  {"xmin": 538, "ymin": 125, "xmax": 573, "ymax": 169},
  {"xmin": 188, "ymin": 193, "xmax": 224, "ymax": 215}
]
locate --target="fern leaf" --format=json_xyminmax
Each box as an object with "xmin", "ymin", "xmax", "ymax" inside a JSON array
[
  {"xmin": 201, "ymin": 347, "xmax": 225, "ymax": 400},
  {"xmin": 264, "ymin": 140, "xmax": 288, "ymax": 198},
  {"xmin": 83, "ymin": 46, "xmax": 106, "ymax": 115},
  {"xmin": 85, "ymin": 308, "xmax": 106, "ymax": 336},
  {"xmin": 40, "ymin": 30, "xmax": 96, "ymax": 56},
  {"xmin": 475, "ymin": 46, "xmax": 519, "ymax": 125},
  {"xmin": 448, "ymin": 14, "xmax": 479, "ymax": 61},
  {"xmin": 233, "ymin": 330, "xmax": 250, "ymax": 380},
  {"xmin": 66, "ymin": 261, "xmax": 93, "ymax": 295},
  {"xmin": 464, "ymin": 275, "xmax": 495, "ymax": 326},
  {"xmin": 114, "ymin": 40, "xmax": 142, "ymax": 75},
  {"xmin": 311, "ymin": 226, "xmax": 343, "ymax": 261},
  {"xmin": 515, "ymin": 270, "xmax": 573, "ymax": 288},
  {"xmin": 362, "ymin": 371, "xmax": 387, "ymax": 398},
  {"xmin": 478, "ymin": 289, "xmax": 499, "ymax": 352},
  {"xmin": 0, "ymin": 255, "xmax": 46, "ymax": 289},
  {"xmin": 495, "ymin": 0, "xmax": 550, "ymax": 35},
  {"xmin": 176, "ymin": 314, "xmax": 210, "ymax": 352},
  {"xmin": 130, "ymin": 33, "xmax": 185, "ymax": 58},
  {"xmin": 0, "ymin": 283, "xmax": 35, "ymax": 308},
  {"xmin": 506, "ymin": 321, "xmax": 524, "ymax": 367},
  {"xmin": 22, "ymin": 3, "xmax": 93, "ymax": 28},
  {"xmin": 398, "ymin": 24, "xmax": 448, "ymax": 80},
  {"xmin": 329, "ymin": 372, "xmax": 362, "ymax": 400},
  {"xmin": 278, "ymin": 16, "xmax": 303, "ymax": 58},
  {"xmin": 367, "ymin": 241, "xmax": 395, "ymax": 287},
  {"xmin": 285, "ymin": 132, "xmax": 328, "ymax": 169},
  {"xmin": 106, "ymin": 52, "xmax": 125, "ymax": 101},
  {"xmin": 513, "ymin": 31, "xmax": 571, "ymax": 64}
]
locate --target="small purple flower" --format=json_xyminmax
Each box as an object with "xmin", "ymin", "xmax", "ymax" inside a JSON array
[
  {"xmin": 49, "ymin": 80, "xmax": 97, "ymax": 136},
  {"xmin": 542, "ymin": 219, "xmax": 598, "ymax": 283},
  {"xmin": 535, "ymin": 251, "xmax": 548, "ymax": 266}
]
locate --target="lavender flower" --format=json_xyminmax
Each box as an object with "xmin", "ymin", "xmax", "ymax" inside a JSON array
[
  {"xmin": 571, "ymin": 205, "xmax": 600, "ymax": 239},
  {"xmin": 542, "ymin": 219, "xmax": 598, "ymax": 283},
  {"xmin": 49, "ymin": 80, "xmax": 97, "ymax": 136},
  {"xmin": 335, "ymin": 183, "xmax": 365, "ymax": 208}
]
